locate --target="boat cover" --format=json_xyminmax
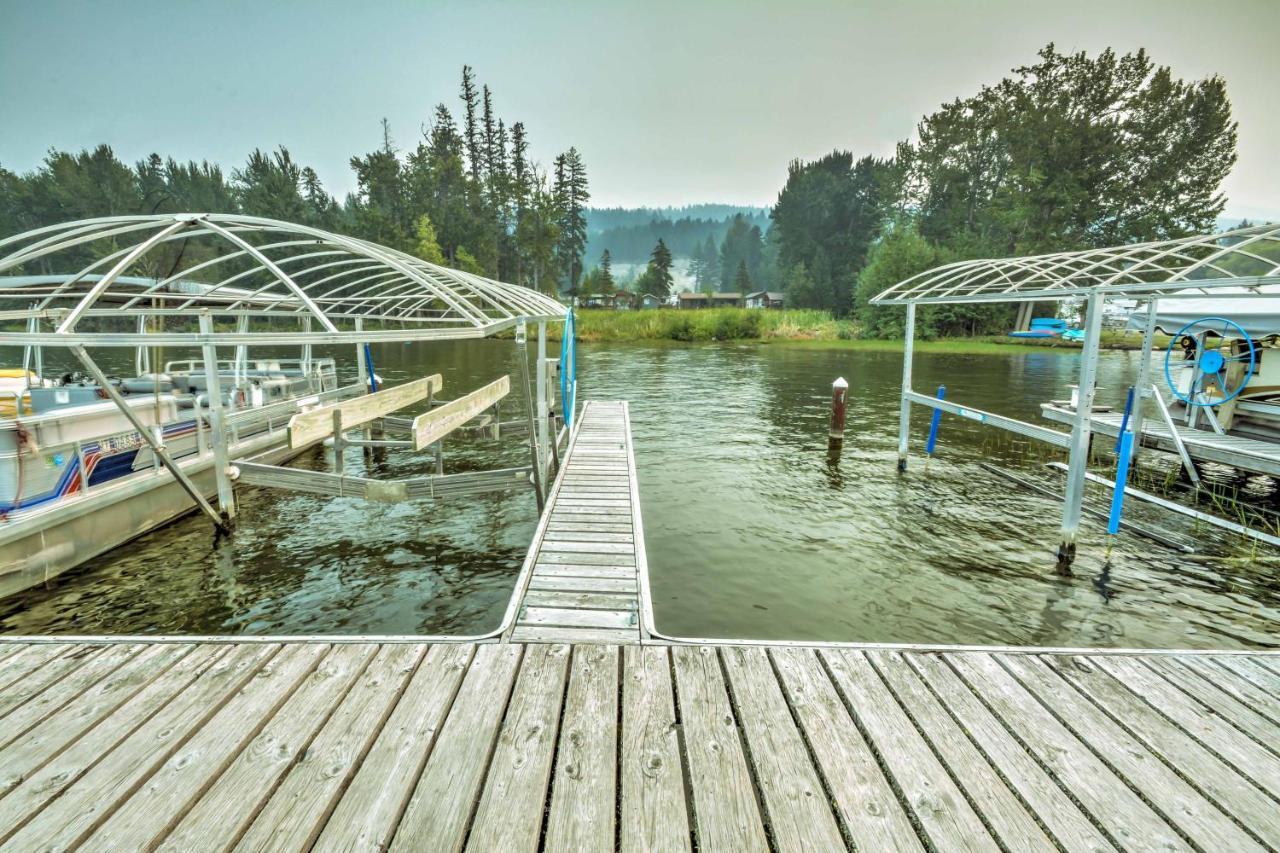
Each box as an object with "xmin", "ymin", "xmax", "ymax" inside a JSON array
[{"xmin": 1127, "ymin": 287, "xmax": 1280, "ymax": 339}]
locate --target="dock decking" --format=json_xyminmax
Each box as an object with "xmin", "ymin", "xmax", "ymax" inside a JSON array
[
  {"xmin": 3, "ymin": 398, "xmax": 1280, "ymax": 850},
  {"xmin": 1042, "ymin": 403, "xmax": 1280, "ymax": 476},
  {"xmin": 0, "ymin": 641, "xmax": 1278, "ymax": 851},
  {"xmin": 504, "ymin": 401, "xmax": 646, "ymax": 645}
]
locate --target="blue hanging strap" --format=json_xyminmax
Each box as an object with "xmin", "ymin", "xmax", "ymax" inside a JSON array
[
  {"xmin": 1114, "ymin": 386, "xmax": 1134, "ymax": 452},
  {"xmin": 926, "ymin": 384, "xmax": 946, "ymax": 455},
  {"xmin": 363, "ymin": 343, "xmax": 378, "ymax": 392},
  {"xmin": 560, "ymin": 310, "xmax": 576, "ymax": 426}
]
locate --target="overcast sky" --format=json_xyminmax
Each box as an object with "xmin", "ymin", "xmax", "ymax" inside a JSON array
[{"xmin": 2, "ymin": 0, "xmax": 1276, "ymax": 218}]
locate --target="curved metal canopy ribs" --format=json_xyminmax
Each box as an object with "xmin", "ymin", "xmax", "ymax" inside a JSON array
[
  {"xmin": 0, "ymin": 213, "xmax": 566, "ymax": 346},
  {"xmin": 872, "ymin": 222, "xmax": 1280, "ymax": 306}
]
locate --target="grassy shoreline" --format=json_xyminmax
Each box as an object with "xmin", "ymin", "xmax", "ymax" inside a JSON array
[{"xmin": 562, "ymin": 307, "xmax": 1154, "ymax": 354}]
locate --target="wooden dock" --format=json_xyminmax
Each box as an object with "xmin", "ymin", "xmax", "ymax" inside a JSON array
[
  {"xmin": 503, "ymin": 400, "xmax": 646, "ymax": 645},
  {"xmin": 4, "ymin": 399, "xmax": 1280, "ymax": 850},
  {"xmin": 0, "ymin": 640, "xmax": 1278, "ymax": 850},
  {"xmin": 1042, "ymin": 403, "xmax": 1280, "ymax": 476}
]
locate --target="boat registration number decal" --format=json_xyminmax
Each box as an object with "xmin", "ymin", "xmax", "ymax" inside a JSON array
[{"xmin": 100, "ymin": 431, "xmax": 146, "ymax": 454}]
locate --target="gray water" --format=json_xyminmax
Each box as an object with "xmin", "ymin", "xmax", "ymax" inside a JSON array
[{"xmin": 3, "ymin": 340, "xmax": 1278, "ymax": 648}]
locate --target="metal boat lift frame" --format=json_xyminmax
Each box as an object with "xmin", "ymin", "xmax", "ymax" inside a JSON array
[
  {"xmin": 872, "ymin": 222, "xmax": 1280, "ymax": 568},
  {"xmin": 0, "ymin": 214, "xmax": 570, "ymax": 535}
]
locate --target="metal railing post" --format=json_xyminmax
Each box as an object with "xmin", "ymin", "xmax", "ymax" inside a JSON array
[{"xmin": 1129, "ymin": 298, "xmax": 1158, "ymax": 467}]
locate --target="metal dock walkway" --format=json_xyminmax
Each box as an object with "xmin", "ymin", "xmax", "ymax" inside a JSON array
[
  {"xmin": 0, "ymin": 640, "xmax": 1277, "ymax": 850},
  {"xmin": 1042, "ymin": 403, "xmax": 1280, "ymax": 476},
  {"xmin": 503, "ymin": 400, "xmax": 647, "ymax": 645}
]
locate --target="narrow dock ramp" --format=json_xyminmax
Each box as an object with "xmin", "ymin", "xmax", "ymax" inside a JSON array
[{"xmin": 504, "ymin": 400, "xmax": 646, "ymax": 644}]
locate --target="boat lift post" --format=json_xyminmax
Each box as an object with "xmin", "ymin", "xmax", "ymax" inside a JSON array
[
  {"xmin": 198, "ymin": 311, "xmax": 236, "ymax": 523},
  {"xmin": 897, "ymin": 302, "xmax": 916, "ymax": 472},
  {"xmin": 1058, "ymin": 292, "xmax": 1106, "ymax": 569},
  {"xmin": 536, "ymin": 320, "xmax": 549, "ymax": 485},
  {"xmin": 1129, "ymin": 298, "xmax": 1159, "ymax": 469}
]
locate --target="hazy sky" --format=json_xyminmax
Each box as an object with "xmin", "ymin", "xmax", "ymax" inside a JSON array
[{"xmin": 2, "ymin": 0, "xmax": 1277, "ymax": 218}]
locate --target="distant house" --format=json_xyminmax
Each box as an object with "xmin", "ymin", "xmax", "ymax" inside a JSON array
[
  {"xmin": 710, "ymin": 292, "xmax": 744, "ymax": 308},
  {"xmin": 638, "ymin": 293, "xmax": 663, "ymax": 309},
  {"xmin": 746, "ymin": 290, "xmax": 786, "ymax": 309},
  {"xmin": 678, "ymin": 292, "xmax": 710, "ymax": 310},
  {"xmin": 580, "ymin": 293, "xmax": 614, "ymax": 309},
  {"xmin": 613, "ymin": 291, "xmax": 637, "ymax": 310}
]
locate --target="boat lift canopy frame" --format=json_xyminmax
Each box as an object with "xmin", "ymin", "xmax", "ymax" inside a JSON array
[
  {"xmin": 871, "ymin": 223, "xmax": 1280, "ymax": 568},
  {"xmin": 0, "ymin": 214, "xmax": 570, "ymax": 534}
]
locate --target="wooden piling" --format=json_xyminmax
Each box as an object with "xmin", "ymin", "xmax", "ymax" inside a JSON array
[{"xmin": 828, "ymin": 377, "xmax": 848, "ymax": 447}]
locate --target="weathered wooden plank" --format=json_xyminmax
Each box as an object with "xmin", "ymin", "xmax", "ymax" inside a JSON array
[
  {"xmin": 770, "ymin": 648, "xmax": 923, "ymax": 852},
  {"xmin": 0, "ymin": 645, "xmax": 226, "ymax": 842},
  {"xmin": 521, "ymin": 606, "xmax": 635, "ymax": 630},
  {"xmin": 1091, "ymin": 655, "xmax": 1280, "ymax": 794},
  {"xmin": 539, "ymin": 550, "xmax": 636, "ymax": 566},
  {"xmin": 539, "ymin": 540, "xmax": 637, "ymax": 555},
  {"xmin": 555, "ymin": 498, "xmax": 631, "ymax": 508},
  {"xmin": 389, "ymin": 644, "xmax": 524, "ymax": 852},
  {"xmin": 534, "ymin": 563, "xmax": 635, "ymax": 579},
  {"xmin": 821, "ymin": 650, "xmax": 994, "ymax": 851},
  {"xmin": 413, "ymin": 375, "xmax": 510, "ymax": 450},
  {"xmin": 547, "ymin": 517, "xmax": 633, "ymax": 531},
  {"xmin": 0, "ymin": 643, "xmax": 73, "ymax": 694},
  {"xmin": 905, "ymin": 653, "xmax": 1116, "ymax": 853},
  {"xmin": 235, "ymin": 644, "xmax": 426, "ymax": 852},
  {"xmin": 671, "ymin": 645, "xmax": 768, "ymax": 852},
  {"xmin": 0, "ymin": 643, "xmax": 191, "ymax": 798},
  {"xmin": 0, "ymin": 644, "xmax": 98, "ymax": 722},
  {"xmin": 946, "ymin": 652, "xmax": 1185, "ymax": 851},
  {"xmin": 1191, "ymin": 656, "xmax": 1280, "ymax": 722},
  {"xmin": 520, "ymin": 590, "xmax": 637, "ymax": 611},
  {"xmin": 0, "ymin": 644, "xmax": 139, "ymax": 751},
  {"xmin": 1044, "ymin": 654, "xmax": 1280, "ymax": 848},
  {"xmin": 313, "ymin": 643, "xmax": 472, "ymax": 852},
  {"xmin": 869, "ymin": 651, "xmax": 1055, "ymax": 850},
  {"xmin": 466, "ymin": 644, "xmax": 571, "ymax": 852},
  {"xmin": 528, "ymin": 576, "xmax": 637, "ymax": 593},
  {"xmin": 290, "ymin": 374, "xmax": 442, "ymax": 447},
  {"xmin": 4, "ymin": 643, "xmax": 280, "ymax": 851},
  {"xmin": 157, "ymin": 644, "xmax": 377, "ymax": 852},
  {"xmin": 620, "ymin": 646, "xmax": 690, "ymax": 853},
  {"xmin": 721, "ymin": 646, "xmax": 845, "ymax": 851},
  {"xmin": 549, "ymin": 505, "xmax": 632, "ymax": 517},
  {"xmin": 544, "ymin": 645, "xmax": 619, "ymax": 853},
  {"xmin": 510, "ymin": 625, "xmax": 639, "ymax": 644},
  {"xmin": 80, "ymin": 644, "xmax": 329, "ymax": 852},
  {"xmin": 1000, "ymin": 653, "xmax": 1262, "ymax": 851},
  {"xmin": 542, "ymin": 530, "xmax": 634, "ymax": 543}
]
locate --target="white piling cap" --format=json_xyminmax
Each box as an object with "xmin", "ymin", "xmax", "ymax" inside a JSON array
[{"xmin": 833, "ymin": 377, "xmax": 848, "ymax": 389}]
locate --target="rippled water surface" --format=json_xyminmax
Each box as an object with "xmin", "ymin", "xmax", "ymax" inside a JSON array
[{"xmin": 4, "ymin": 339, "xmax": 1279, "ymax": 647}]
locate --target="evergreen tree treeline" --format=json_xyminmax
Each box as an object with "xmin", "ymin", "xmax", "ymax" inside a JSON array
[
  {"xmin": 771, "ymin": 43, "xmax": 1239, "ymax": 336},
  {"xmin": 0, "ymin": 66, "xmax": 589, "ymax": 295}
]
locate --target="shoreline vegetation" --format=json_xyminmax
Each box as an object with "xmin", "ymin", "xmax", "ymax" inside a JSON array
[{"xmin": 560, "ymin": 308, "xmax": 1155, "ymax": 353}]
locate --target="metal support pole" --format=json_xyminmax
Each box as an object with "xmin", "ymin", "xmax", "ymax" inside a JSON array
[
  {"xmin": 70, "ymin": 343, "xmax": 229, "ymax": 533},
  {"xmin": 1057, "ymin": 292, "xmax": 1105, "ymax": 571},
  {"xmin": 1129, "ymin": 298, "xmax": 1158, "ymax": 467},
  {"xmin": 516, "ymin": 321, "xmax": 545, "ymax": 511},
  {"xmin": 536, "ymin": 321, "xmax": 549, "ymax": 485},
  {"xmin": 301, "ymin": 316, "xmax": 312, "ymax": 377},
  {"xmin": 897, "ymin": 303, "xmax": 916, "ymax": 472},
  {"xmin": 198, "ymin": 312, "xmax": 237, "ymax": 523}
]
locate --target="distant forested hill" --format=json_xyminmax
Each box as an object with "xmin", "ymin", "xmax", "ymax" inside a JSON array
[{"xmin": 585, "ymin": 205, "xmax": 769, "ymax": 263}]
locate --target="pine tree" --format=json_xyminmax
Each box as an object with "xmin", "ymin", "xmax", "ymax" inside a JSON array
[
  {"xmin": 645, "ymin": 238, "xmax": 674, "ymax": 296},
  {"xmin": 599, "ymin": 249, "xmax": 615, "ymax": 291},
  {"xmin": 460, "ymin": 66, "xmax": 482, "ymax": 183},
  {"xmin": 733, "ymin": 260, "xmax": 752, "ymax": 292},
  {"xmin": 552, "ymin": 147, "xmax": 589, "ymax": 293},
  {"xmin": 413, "ymin": 213, "xmax": 446, "ymax": 264}
]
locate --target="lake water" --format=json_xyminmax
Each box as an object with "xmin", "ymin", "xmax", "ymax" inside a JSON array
[{"xmin": 3, "ymin": 339, "xmax": 1278, "ymax": 648}]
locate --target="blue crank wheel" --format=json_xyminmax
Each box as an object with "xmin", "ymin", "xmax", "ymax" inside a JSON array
[
  {"xmin": 560, "ymin": 309, "xmax": 576, "ymax": 423},
  {"xmin": 1162, "ymin": 316, "xmax": 1255, "ymax": 407}
]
